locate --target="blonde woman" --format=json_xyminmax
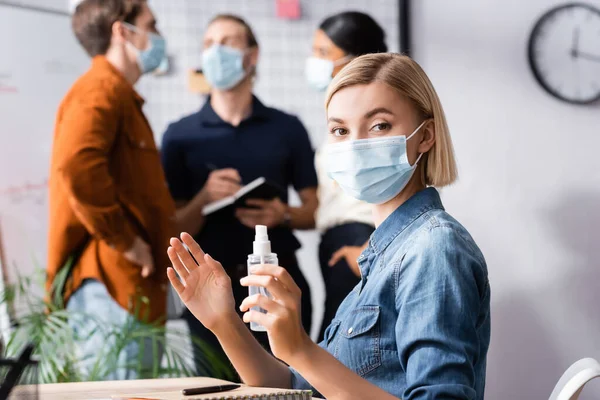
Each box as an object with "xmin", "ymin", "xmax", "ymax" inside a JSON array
[{"xmin": 166, "ymin": 53, "xmax": 491, "ymax": 399}]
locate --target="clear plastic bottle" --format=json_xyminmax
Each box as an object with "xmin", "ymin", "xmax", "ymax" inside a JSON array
[{"xmin": 247, "ymin": 225, "xmax": 278, "ymax": 332}]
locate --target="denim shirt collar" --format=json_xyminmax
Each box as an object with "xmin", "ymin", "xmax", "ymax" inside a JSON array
[
  {"xmin": 372, "ymin": 187, "xmax": 444, "ymax": 254},
  {"xmin": 358, "ymin": 188, "xmax": 444, "ymax": 276}
]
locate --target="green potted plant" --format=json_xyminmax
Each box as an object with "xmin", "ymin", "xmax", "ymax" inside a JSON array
[{"xmin": 0, "ymin": 268, "xmax": 235, "ymax": 383}]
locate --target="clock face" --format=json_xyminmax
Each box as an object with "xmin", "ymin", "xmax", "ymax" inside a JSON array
[{"xmin": 528, "ymin": 3, "xmax": 600, "ymax": 104}]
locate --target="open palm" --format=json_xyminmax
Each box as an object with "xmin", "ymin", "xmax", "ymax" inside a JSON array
[{"xmin": 167, "ymin": 233, "xmax": 235, "ymax": 331}]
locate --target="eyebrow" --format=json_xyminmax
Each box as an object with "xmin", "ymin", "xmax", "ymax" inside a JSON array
[
  {"xmin": 223, "ymin": 33, "xmax": 245, "ymax": 42},
  {"xmin": 364, "ymin": 107, "xmax": 394, "ymax": 119},
  {"xmin": 328, "ymin": 107, "xmax": 394, "ymax": 124}
]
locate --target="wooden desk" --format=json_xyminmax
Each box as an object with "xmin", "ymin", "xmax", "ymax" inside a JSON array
[{"xmin": 12, "ymin": 377, "xmax": 324, "ymax": 399}]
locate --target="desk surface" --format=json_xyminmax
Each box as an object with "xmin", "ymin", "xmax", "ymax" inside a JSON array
[{"xmin": 12, "ymin": 377, "xmax": 324, "ymax": 400}]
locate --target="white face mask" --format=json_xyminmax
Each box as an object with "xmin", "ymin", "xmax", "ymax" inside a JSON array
[
  {"xmin": 324, "ymin": 120, "xmax": 428, "ymax": 204},
  {"xmin": 201, "ymin": 44, "xmax": 250, "ymax": 90},
  {"xmin": 305, "ymin": 55, "xmax": 353, "ymax": 92},
  {"xmin": 123, "ymin": 22, "xmax": 167, "ymax": 74}
]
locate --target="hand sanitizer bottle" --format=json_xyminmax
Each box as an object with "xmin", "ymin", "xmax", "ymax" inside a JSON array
[{"xmin": 247, "ymin": 225, "xmax": 278, "ymax": 332}]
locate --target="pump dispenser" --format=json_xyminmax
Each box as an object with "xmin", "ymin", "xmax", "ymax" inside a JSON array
[
  {"xmin": 247, "ymin": 225, "xmax": 278, "ymax": 332},
  {"xmin": 253, "ymin": 225, "xmax": 271, "ymax": 257}
]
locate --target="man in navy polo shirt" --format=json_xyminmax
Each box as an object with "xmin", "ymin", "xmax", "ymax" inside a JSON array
[{"xmin": 161, "ymin": 14, "xmax": 318, "ymax": 376}]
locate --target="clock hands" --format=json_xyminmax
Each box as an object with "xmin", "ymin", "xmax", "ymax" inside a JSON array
[
  {"xmin": 571, "ymin": 27, "xmax": 580, "ymax": 58},
  {"xmin": 569, "ymin": 27, "xmax": 600, "ymax": 63},
  {"xmin": 576, "ymin": 51, "xmax": 600, "ymax": 63}
]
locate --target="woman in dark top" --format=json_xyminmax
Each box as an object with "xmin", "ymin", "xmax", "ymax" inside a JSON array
[{"xmin": 305, "ymin": 12, "xmax": 388, "ymax": 340}]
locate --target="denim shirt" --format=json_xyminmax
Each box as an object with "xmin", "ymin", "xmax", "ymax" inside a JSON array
[{"xmin": 291, "ymin": 188, "xmax": 491, "ymax": 399}]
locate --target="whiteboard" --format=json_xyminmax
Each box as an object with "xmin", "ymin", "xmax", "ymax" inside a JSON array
[
  {"xmin": 0, "ymin": 4, "xmax": 88, "ymax": 293},
  {"xmin": 0, "ymin": 0, "xmax": 70, "ymax": 14}
]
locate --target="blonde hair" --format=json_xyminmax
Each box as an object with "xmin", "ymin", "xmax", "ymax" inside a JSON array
[{"xmin": 325, "ymin": 53, "xmax": 458, "ymax": 187}]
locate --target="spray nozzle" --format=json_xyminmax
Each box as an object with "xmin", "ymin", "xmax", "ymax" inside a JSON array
[
  {"xmin": 255, "ymin": 225, "xmax": 268, "ymax": 241},
  {"xmin": 253, "ymin": 225, "xmax": 271, "ymax": 255}
]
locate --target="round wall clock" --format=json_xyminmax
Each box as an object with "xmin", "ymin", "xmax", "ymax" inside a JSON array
[{"xmin": 528, "ymin": 3, "xmax": 600, "ymax": 104}]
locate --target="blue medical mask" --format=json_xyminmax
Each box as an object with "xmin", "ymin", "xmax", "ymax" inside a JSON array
[
  {"xmin": 202, "ymin": 44, "xmax": 249, "ymax": 90},
  {"xmin": 123, "ymin": 23, "xmax": 166, "ymax": 74},
  {"xmin": 153, "ymin": 56, "xmax": 170, "ymax": 76},
  {"xmin": 305, "ymin": 55, "xmax": 352, "ymax": 91},
  {"xmin": 324, "ymin": 120, "xmax": 427, "ymax": 204}
]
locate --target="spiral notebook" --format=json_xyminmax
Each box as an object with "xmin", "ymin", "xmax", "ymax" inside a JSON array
[
  {"xmin": 176, "ymin": 388, "xmax": 311, "ymax": 399},
  {"xmin": 113, "ymin": 386, "xmax": 312, "ymax": 400}
]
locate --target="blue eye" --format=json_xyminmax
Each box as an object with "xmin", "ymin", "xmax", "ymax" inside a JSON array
[{"xmin": 372, "ymin": 123, "xmax": 391, "ymax": 132}]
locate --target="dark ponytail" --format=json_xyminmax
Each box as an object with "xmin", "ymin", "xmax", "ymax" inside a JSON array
[{"xmin": 319, "ymin": 11, "xmax": 387, "ymax": 56}]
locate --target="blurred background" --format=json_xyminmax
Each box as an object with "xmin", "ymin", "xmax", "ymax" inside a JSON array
[{"xmin": 0, "ymin": 0, "xmax": 599, "ymax": 399}]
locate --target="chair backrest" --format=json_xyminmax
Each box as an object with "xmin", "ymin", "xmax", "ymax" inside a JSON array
[{"xmin": 549, "ymin": 358, "xmax": 600, "ymax": 400}]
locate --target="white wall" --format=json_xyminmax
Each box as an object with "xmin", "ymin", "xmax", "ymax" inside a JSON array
[
  {"xmin": 0, "ymin": 3, "xmax": 88, "ymax": 318},
  {"xmin": 8, "ymin": 0, "xmax": 600, "ymax": 396},
  {"xmin": 413, "ymin": 1, "xmax": 600, "ymax": 399}
]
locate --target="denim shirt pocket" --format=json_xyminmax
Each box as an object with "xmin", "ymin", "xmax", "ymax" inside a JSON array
[
  {"xmin": 323, "ymin": 319, "xmax": 342, "ymax": 348},
  {"xmin": 335, "ymin": 305, "xmax": 382, "ymax": 377}
]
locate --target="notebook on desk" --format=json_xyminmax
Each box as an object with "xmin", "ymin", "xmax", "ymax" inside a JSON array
[
  {"xmin": 113, "ymin": 386, "xmax": 312, "ymax": 400},
  {"xmin": 112, "ymin": 386, "xmax": 313, "ymax": 400}
]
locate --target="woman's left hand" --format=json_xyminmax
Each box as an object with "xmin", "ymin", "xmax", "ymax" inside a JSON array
[{"xmin": 239, "ymin": 264, "xmax": 312, "ymax": 364}]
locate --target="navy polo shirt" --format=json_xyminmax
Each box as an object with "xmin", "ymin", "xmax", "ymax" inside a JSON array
[{"xmin": 161, "ymin": 96, "xmax": 318, "ymax": 266}]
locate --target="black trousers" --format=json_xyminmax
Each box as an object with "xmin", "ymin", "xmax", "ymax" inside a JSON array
[
  {"xmin": 317, "ymin": 222, "xmax": 375, "ymax": 342},
  {"xmin": 182, "ymin": 254, "xmax": 312, "ymax": 377}
]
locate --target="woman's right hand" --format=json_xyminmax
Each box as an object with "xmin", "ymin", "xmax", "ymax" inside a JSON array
[{"xmin": 167, "ymin": 233, "xmax": 236, "ymax": 332}]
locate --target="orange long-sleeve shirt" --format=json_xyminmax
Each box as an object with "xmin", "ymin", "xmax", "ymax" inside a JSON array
[{"xmin": 47, "ymin": 56, "xmax": 177, "ymax": 323}]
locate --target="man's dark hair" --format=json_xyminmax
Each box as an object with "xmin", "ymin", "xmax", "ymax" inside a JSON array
[{"xmin": 72, "ymin": 0, "xmax": 146, "ymax": 57}]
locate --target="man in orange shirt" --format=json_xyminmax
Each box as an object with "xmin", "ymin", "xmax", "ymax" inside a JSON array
[{"xmin": 47, "ymin": 0, "xmax": 176, "ymax": 379}]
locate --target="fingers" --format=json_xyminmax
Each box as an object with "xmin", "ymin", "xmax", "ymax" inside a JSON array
[
  {"xmin": 239, "ymin": 293, "xmax": 282, "ymax": 313},
  {"xmin": 236, "ymin": 208, "xmax": 266, "ymax": 218},
  {"xmin": 242, "ymin": 309, "xmax": 272, "ymax": 327},
  {"xmin": 240, "ymin": 275, "xmax": 295, "ymax": 302},
  {"xmin": 237, "ymin": 216, "xmax": 258, "ymax": 229},
  {"xmin": 347, "ymin": 260, "xmax": 362, "ymax": 278},
  {"xmin": 180, "ymin": 233, "xmax": 206, "ymax": 266},
  {"xmin": 244, "ymin": 265, "xmax": 301, "ymax": 297},
  {"xmin": 170, "ymin": 236, "xmax": 200, "ymax": 274},
  {"xmin": 140, "ymin": 250, "xmax": 154, "ymax": 277},
  {"xmin": 214, "ymin": 180, "xmax": 241, "ymax": 195},
  {"xmin": 204, "ymin": 253, "xmax": 227, "ymax": 276},
  {"xmin": 213, "ymin": 168, "xmax": 241, "ymax": 183},
  {"xmin": 245, "ymin": 199, "xmax": 271, "ymax": 208},
  {"xmin": 206, "ymin": 169, "xmax": 241, "ymax": 201},
  {"xmin": 236, "ymin": 208, "xmax": 269, "ymax": 228},
  {"xmin": 167, "ymin": 245, "xmax": 189, "ymax": 279},
  {"xmin": 169, "ymin": 238, "xmax": 197, "ymax": 278},
  {"xmin": 141, "ymin": 264, "xmax": 153, "ymax": 278},
  {"xmin": 329, "ymin": 247, "xmax": 348, "ymax": 267},
  {"xmin": 167, "ymin": 267, "xmax": 185, "ymax": 295}
]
